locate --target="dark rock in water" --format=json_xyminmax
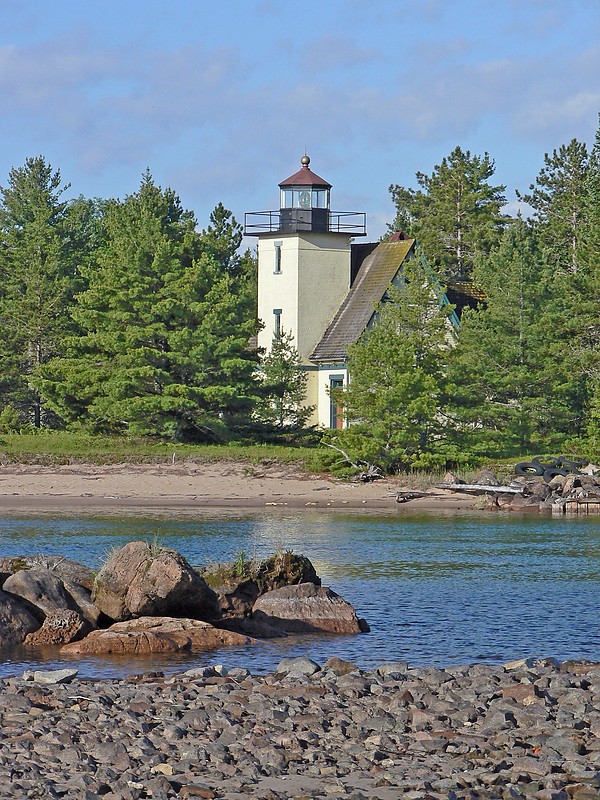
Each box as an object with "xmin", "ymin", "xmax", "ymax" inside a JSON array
[
  {"xmin": 3, "ymin": 568, "xmax": 82, "ymax": 623},
  {"xmin": 255, "ymin": 552, "xmax": 321, "ymax": 593},
  {"xmin": 0, "ymin": 555, "xmax": 95, "ymax": 590},
  {"xmin": 0, "ymin": 588, "xmax": 39, "ymax": 647},
  {"xmin": 92, "ymin": 541, "xmax": 219, "ymax": 622},
  {"xmin": 252, "ymin": 582, "xmax": 366, "ymax": 635},
  {"xmin": 24, "ymin": 609, "xmax": 89, "ymax": 646}
]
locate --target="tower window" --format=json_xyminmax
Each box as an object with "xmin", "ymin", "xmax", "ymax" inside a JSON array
[
  {"xmin": 273, "ymin": 308, "xmax": 282, "ymax": 338},
  {"xmin": 274, "ymin": 241, "xmax": 282, "ymax": 274}
]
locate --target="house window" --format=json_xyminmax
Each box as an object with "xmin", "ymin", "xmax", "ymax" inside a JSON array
[
  {"xmin": 329, "ymin": 376, "xmax": 344, "ymax": 429},
  {"xmin": 273, "ymin": 308, "xmax": 282, "ymax": 339},
  {"xmin": 274, "ymin": 241, "xmax": 282, "ymax": 274}
]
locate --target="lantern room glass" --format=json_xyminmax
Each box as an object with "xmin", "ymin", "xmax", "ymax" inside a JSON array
[{"xmin": 280, "ymin": 188, "xmax": 330, "ymax": 210}]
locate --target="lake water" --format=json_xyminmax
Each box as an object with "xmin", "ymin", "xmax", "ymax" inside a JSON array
[{"xmin": 0, "ymin": 510, "xmax": 599, "ymax": 679}]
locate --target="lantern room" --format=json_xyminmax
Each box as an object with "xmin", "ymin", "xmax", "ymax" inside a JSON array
[{"xmin": 278, "ymin": 155, "xmax": 331, "ymax": 233}]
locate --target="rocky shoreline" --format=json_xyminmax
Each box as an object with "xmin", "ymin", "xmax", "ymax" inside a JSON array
[{"xmin": 2, "ymin": 656, "xmax": 600, "ymax": 799}]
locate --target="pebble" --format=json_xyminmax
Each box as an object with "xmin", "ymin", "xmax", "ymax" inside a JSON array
[{"xmin": 0, "ymin": 658, "xmax": 599, "ymax": 798}]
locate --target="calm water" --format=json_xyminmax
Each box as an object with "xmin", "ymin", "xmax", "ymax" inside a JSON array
[{"xmin": 0, "ymin": 510, "xmax": 599, "ymax": 678}]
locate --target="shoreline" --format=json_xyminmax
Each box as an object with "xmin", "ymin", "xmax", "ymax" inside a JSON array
[
  {"xmin": 2, "ymin": 656, "xmax": 599, "ymax": 799},
  {"xmin": 0, "ymin": 461, "xmax": 484, "ymax": 515}
]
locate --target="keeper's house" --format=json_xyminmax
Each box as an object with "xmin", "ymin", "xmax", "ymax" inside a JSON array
[{"xmin": 245, "ymin": 156, "xmax": 464, "ymax": 429}]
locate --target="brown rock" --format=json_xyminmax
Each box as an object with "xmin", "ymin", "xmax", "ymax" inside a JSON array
[
  {"xmin": 91, "ymin": 541, "xmax": 219, "ymax": 622},
  {"xmin": 109, "ymin": 616, "xmax": 255, "ymax": 649},
  {"xmin": 61, "ymin": 629, "xmax": 189, "ymax": 655},
  {"xmin": 24, "ymin": 609, "xmax": 89, "ymax": 646},
  {"xmin": 61, "ymin": 616, "xmax": 254, "ymax": 655},
  {"xmin": 0, "ymin": 589, "xmax": 39, "ymax": 647},
  {"xmin": 252, "ymin": 582, "xmax": 365, "ymax": 634}
]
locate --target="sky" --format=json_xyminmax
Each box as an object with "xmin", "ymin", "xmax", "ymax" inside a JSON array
[{"xmin": 1, "ymin": 0, "xmax": 598, "ymax": 242}]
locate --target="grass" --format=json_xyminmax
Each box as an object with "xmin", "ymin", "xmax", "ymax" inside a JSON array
[{"xmin": 0, "ymin": 430, "xmax": 320, "ymax": 469}]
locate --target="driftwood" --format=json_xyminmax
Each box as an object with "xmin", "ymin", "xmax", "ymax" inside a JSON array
[
  {"xmin": 395, "ymin": 491, "xmax": 430, "ymax": 504},
  {"xmin": 324, "ymin": 444, "xmax": 383, "ymax": 482},
  {"xmin": 437, "ymin": 482, "xmax": 525, "ymax": 495}
]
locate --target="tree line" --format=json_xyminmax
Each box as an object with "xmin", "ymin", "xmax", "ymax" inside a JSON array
[
  {"xmin": 333, "ymin": 120, "xmax": 599, "ymax": 468},
  {"xmin": 0, "ymin": 118, "xmax": 598, "ymax": 467}
]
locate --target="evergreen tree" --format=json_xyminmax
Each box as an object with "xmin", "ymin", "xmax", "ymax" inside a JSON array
[
  {"xmin": 389, "ymin": 146, "xmax": 508, "ymax": 282},
  {"xmin": 329, "ymin": 251, "xmax": 455, "ymax": 471},
  {"xmin": 38, "ymin": 174, "xmax": 260, "ymax": 441},
  {"xmin": 517, "ymin": 138, "xmax": 590, "ymax": 273},
  {"xmin": 447, "ymin": 220, "xmax": 563, "ymax": 454},
  {"xmin": 0, "ymin": 156, "xmax": 75, "ymax": 427},
  {"xmin": 257, "ymin": 331, "xmax": 314, "ymax": 430}
]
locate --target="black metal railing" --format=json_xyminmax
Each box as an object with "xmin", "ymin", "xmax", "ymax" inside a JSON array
[{"xmin": 244, "ymin": 210, "xmax": 367, "ymax": 236}]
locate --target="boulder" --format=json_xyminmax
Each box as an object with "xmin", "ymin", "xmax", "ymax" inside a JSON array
[
  {"xmin": 61, "ymin": 579, "xmax": 104, "ymax": 628},
  {"xmin": 252, "ymin": 582, "xmax": 366, "ymax": 635},
  {"xmin": 472, "ymin": 469, "xmax": 500, "ymax": 486},
  {"xmin": 61, "ymin": 616, "xmax": 254, "ymax": 655},
  {"xmin": 0, "ymin": 589, "xmax": 40, "ymax": 647},
  {"xmin": 91, "ymin": 541, "xmax": 219, "ymax": 622},
  {"xmin": 0, "ymin": 556, "xmax": 95, "ymax": 590},
  {"xmin": 255, "ymin": 552, "xmax": 321, "ymax": 593},
  {"xmin": 24, "ymin": 609, "xmax": 89, "ymax": 646},
  {"xmin": 61, "ymin": 629, "xmax": 188, "ymax": 656},
  {"xmin": 2, "ymin": 568, "xmax": 81, "ymax": 622}
]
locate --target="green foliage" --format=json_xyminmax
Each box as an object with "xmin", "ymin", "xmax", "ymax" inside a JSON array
[
  {"xmin": 516, "ymin": 138, "xmax": 590, "ymax": 274},
  {"xmin": 329, "ymin": 250, "xmax": 458, "ymax": 472},
  {"xmin": 37, "ymin": 174, "xmax": 260, "ymax": 441},
  {"xmin": 0, "ymin": 156, "xmax": 79, "ymax": 428},
  {"xmin": 389, "ymin": 146, "xmax": 508, "ymax": 282},
  {"xmin": 447, "ymin": 220, "xmax": 570, "ymax": 455},
  {"xmin": 256, "ymin": 331, "xmax": 315, "ymax": 431}
]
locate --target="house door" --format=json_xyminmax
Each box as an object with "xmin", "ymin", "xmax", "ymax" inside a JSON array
[{"xmin": 329, "ymin": 376, "xmax": 344, "ymax": 429}]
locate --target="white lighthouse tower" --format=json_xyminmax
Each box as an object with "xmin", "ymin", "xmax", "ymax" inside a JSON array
[{"xmin": 245, "ymin": 155, "xmax": 366, "ymax": 426}]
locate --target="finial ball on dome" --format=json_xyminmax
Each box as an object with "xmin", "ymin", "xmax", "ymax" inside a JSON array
[{"xmin": 300, "ymin": 154, "xmax": 310, "ymax": 167}]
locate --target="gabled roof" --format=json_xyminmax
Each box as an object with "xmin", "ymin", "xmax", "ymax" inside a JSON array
[{"xmin": 310, "ymin": 239, "xmax": 415, "ymax": 363}]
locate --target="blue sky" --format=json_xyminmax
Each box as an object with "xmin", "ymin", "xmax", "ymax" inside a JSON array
[{"xmin": 1, "ymin": 0, "xmax": 598, "ymax": 240}]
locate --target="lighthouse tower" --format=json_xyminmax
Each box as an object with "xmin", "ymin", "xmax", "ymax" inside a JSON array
[{"xmin": 245, "ymin": 155, "xmax": 366, "ymax": 425}]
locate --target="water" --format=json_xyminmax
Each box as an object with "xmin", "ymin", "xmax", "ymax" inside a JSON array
[{"xmin": 0, "ymin": 510, "xmax": 598, "ymax": 678}]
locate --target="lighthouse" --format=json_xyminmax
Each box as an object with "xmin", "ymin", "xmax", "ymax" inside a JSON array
[{"xmin": 245, "ymin": 155, "xmax": 366, "ymax": 426}]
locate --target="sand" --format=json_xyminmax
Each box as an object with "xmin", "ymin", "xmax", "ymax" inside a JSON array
[{"xmin": 0, "ymin": 461, "xmax": 483, "ymax": 515}]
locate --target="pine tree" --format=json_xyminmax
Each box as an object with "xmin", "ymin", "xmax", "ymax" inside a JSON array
[
  {"xmin": 516, "ymin": 139, "xmax": 590, "ymax": 273},
  {"xmin": 257, "ymin": 331, "xmax": 314, "ymax": 430},
  {"xmin": 0, "ymin": 156, "xmax": 75, "ymax": 427},
  {"xmin": 389, "ymin": 147, "xmax": 508, "ymax": 282},
  {"xmin": 38, "ymin": 174, "xmax": 260, "ymax": 440},
  {"xmin": 447, "ymin": 220, "xmax": 564, "ymax": 454},
  {"xmin": 330, "ymin": 251, "xmax": 455, "ymax": 471}
]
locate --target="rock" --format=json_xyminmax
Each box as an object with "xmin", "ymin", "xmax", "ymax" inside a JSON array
[
  {"xmin": 324, "ymin": 657, "xmax": 360, "ymax": 676},
  {"xmin": 28, "ymin": 668, "xmax": 78, "ymax": 684},
  {"xmin": 0, "ymin": 588, "xmax": 39, "ymax": 646},
  {"xmin": 91, "ymin": 541, "xmax": 219, "ymax": 622},
  {"xmin": 0, "ymin": 555, "xmax": 95, "ymax": 590},
  {"xmin": 443, "ymin": 470, "xmax": 464, "ymax": 484},
  {"xmin": 252, "ymin": 582, "xmax": 366, "ymax": 634},
  {"xmin": 255, "ymin": 552, "xmax": 321, "ymax": 593},
  {"xmin": 472, "ymin": 469, "xmax": 500, "ymax": 486},
  {"xmin": 61, "ymin": 629, "xmax": 190, "ymax": 655},
  {"xmin": 24, "ymin": 609, "xmax": 89, "ymax": 646},
  {"xmin": 61, "ymin": 578, "xmax": 105, "ymax": 628},
  {"xmin": 275, "ymin": 656, "xmax": 321, "ymax": 676},
  {"xmin": 3, "ymin": 568, "xmax": 81, "ymax": 622},
  {"xmin": 61, "ymin": 616, "xmax": 254, "ymax": 655}
]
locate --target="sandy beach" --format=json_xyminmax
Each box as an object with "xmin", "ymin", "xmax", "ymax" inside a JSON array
[{"xmin": 0, "ymin": 461, "xmax": 483, "ymax": 515}]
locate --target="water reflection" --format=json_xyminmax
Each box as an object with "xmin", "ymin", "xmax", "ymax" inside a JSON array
[{"xmin": 0, "ymin": 511, "xmax": 598, "ymax": 677}]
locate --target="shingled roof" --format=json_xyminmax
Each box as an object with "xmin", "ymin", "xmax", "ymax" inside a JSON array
[{"xmin": 310, "ymin": 239, "xmax": 415, "ymax": 363}]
